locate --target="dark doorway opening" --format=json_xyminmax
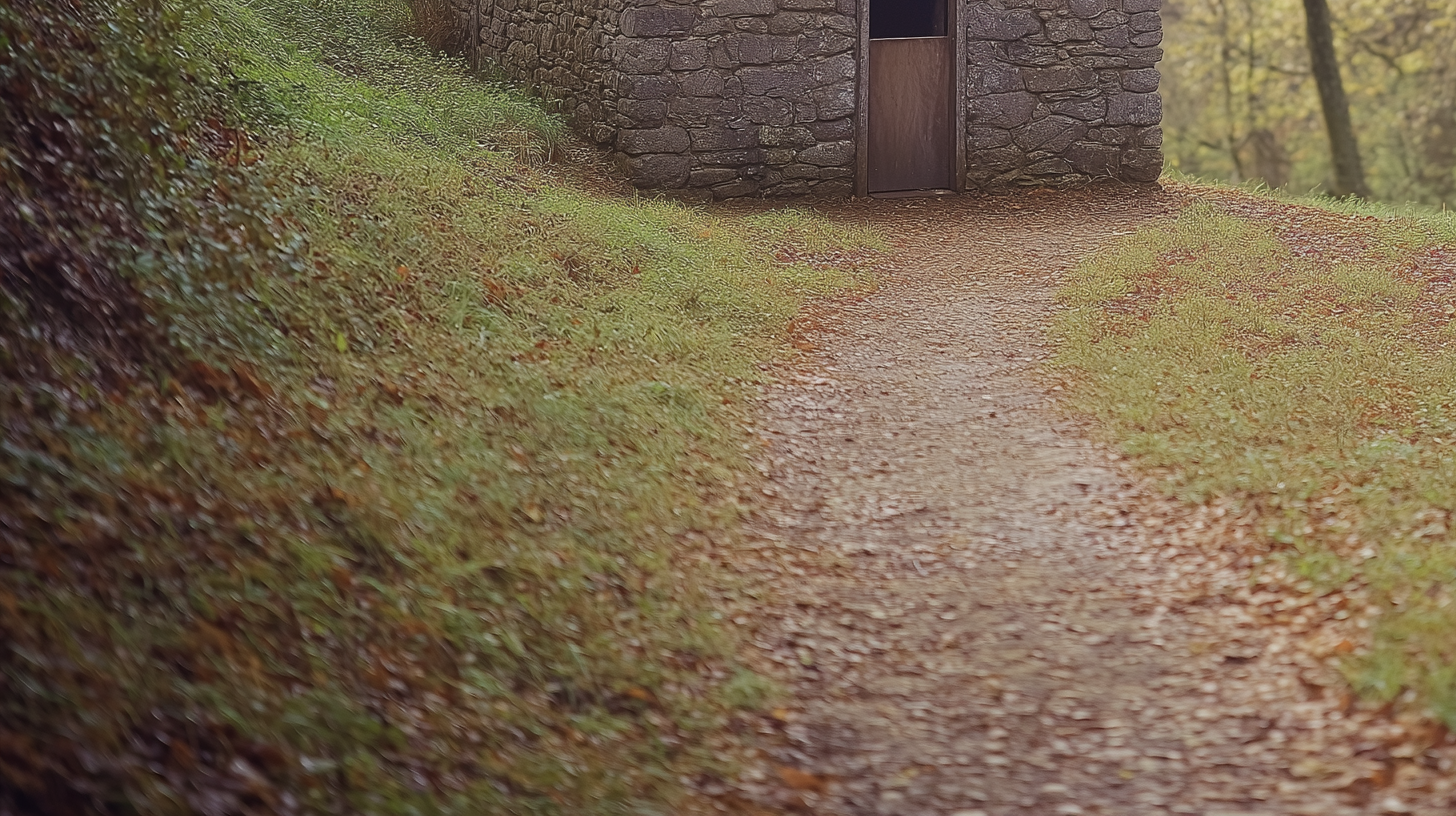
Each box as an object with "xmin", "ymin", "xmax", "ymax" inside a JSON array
[{"xmin": 870, "ymin": 0, "xmax": 947, "ymax": 40}]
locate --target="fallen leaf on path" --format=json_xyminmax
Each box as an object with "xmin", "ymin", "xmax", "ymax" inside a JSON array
[{"xmin": 776, "ymin": 766, "xmax": 826, "ymax": 792}]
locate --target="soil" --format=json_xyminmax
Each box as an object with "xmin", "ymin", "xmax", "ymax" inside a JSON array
[{"xmin": 719, "ymin": 187, "xmax": 1456, "ymax": 816}]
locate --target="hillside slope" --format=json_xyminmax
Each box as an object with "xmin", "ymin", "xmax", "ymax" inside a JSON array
[{"xmin": 0, "ymin": 1, "xmax": 872, "ymax": 813}]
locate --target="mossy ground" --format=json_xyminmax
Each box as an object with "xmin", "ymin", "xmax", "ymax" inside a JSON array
[
  {"xmin": 0, "ymin": 0, "xmax": 875, "ymax": 813},
  {"xmin": 1053, "ymin": 195, "xmax": 1456, "ymax": 729}
]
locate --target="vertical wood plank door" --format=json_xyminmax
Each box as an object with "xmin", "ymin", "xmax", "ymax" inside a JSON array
[{"xmin": 868, "ymin": 37, "xmax": 954, "ymax": 193}]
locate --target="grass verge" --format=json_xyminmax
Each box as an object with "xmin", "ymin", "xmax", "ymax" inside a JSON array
[
  {"xmin": 1052, "ymin": 196, "xmax": 1456, "ymax": 728},
  {"xmin": 0, "ymin": 0, "xmax": 875, "ymax": 813}
]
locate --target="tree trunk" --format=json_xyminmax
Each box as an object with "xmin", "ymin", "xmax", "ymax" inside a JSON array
[{"xmin": 1301, "ymin": 0, "xmax": 1371, "ymax": 198}]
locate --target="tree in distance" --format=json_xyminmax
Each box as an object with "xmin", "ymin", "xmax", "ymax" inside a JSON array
[{"xmin": 1301, "ymin": 0, "xmax": 1371, "ymax": 198}]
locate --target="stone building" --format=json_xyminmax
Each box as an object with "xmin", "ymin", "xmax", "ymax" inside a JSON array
[{"xmin": 448, "ymin": 0, "xmax": 1164, "ymax": 198}]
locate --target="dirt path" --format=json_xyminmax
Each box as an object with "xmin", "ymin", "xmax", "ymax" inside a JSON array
[{"xmin": 721, "ymin": 190, "xmax": 1455, "ymax": 816}]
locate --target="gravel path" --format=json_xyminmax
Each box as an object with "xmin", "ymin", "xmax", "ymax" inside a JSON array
[{"xmin": 723, "ymin": 189, "xmax": 1456, "ymax": 816}]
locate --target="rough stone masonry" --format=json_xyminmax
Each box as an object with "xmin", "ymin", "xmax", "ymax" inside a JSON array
[{"xmin": 444, "ymin": 0, "xmax": 1164, "ymax": 198}]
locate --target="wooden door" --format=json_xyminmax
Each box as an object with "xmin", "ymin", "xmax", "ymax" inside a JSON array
[{"xmin": 868, "ymin": 37, "xmax": 954, "ymax": 193}]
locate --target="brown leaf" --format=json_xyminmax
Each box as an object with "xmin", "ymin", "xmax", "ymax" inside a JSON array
[
  {"xmin": 185, "ymin": 360, "xmax": 235, "ymax": 400},
  {"xmin": 623, "ymin": 687, "xmax": 655, "ymax": 703},
  {"xmin": 776, "ymin": 766, "xmax": 826, "ymax": 793},
  {"xmin": 232, "ymin": 362, "xmax": 273, "ymax": 401},
  {"xmin": 378, "ymin": 379, "xmax": 405, "ymax": 404}
]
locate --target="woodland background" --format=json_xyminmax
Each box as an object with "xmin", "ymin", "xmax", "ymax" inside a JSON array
[{"xmin": 1163, "ymin": 0, "xmax": 1456, "ymax": 205}]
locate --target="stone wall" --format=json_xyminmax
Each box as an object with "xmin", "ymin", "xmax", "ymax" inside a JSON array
[
  {"xmin": 963, "ymin": 0, "xmax": 1164, "ymax": 188},
  {"xmin": 458, "ymin": 0, "xmax": 1163, "ymax": 197},
  {"xmin": 470, "ymin": 0, "xmax": 627, "ymax": 145},
  {"xmin": 610, "ymin": 0, "xmax": 860, "ymax": 198}
]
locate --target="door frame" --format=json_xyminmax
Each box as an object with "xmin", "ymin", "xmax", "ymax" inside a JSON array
[{"xmin": 855, "ymin": 0, "xmax": 967, "ymax": 197}]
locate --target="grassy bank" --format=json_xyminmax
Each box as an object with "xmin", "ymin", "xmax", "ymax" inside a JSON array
[
  {"xmin": 0, "ymin": 1, "xmax": 872, "ymax": 813},
  {"xmin": 1052, "ymin": 197, "xmax": 1456, "ymax": 727}
]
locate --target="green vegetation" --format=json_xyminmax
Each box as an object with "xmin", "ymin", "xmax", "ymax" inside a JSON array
[
  {"xmin": 0, "ymin": 0, "xmax": 872, "ymax": 813},
  {"xmin": 1166, "ymin": 168, "xmax": 1456, "ymax": 232},
  {"xmin": 1163, "ymin": 0, "xmax": 1456, "ymax": 205},
  {"xmin": 1052, "ymin": 201, "xmax": 1456, "ymax": 728}
]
